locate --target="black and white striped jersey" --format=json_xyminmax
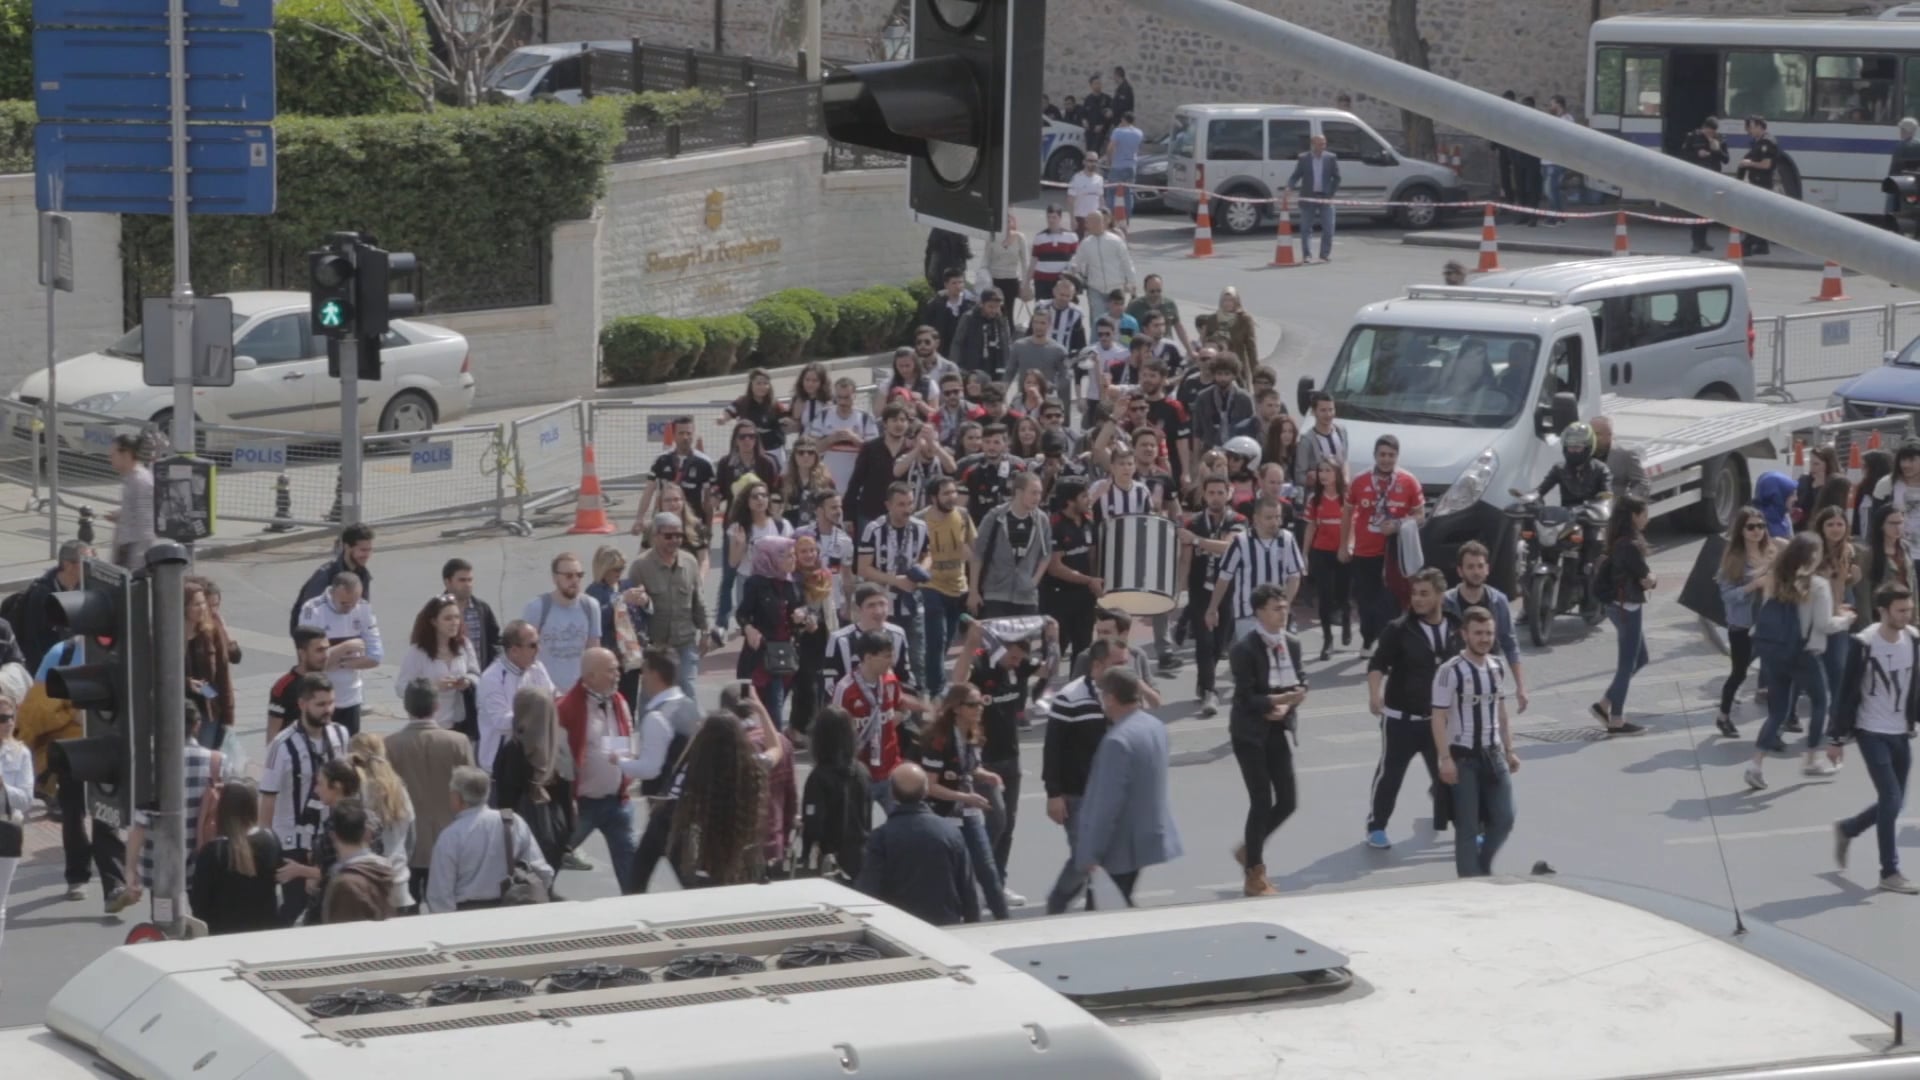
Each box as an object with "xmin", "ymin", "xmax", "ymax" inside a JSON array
[
  {"xmin": 1093, "ymin": 478, "xmax": 1156, "ymax": 520},
  {"xmin": 857, "ymin": 515, "xmax": 931, "ymax": 582},
  {"xmin": 1215, "ymin": 530, "xmax": 1306, "ymax": 618},
  {"xmin": 1430, "ymin": 653, "xmax": 1511, "ymax": 752},
  {"xmin": 822, "ymin": 620, "xmax": 915, "ymax": 695}
]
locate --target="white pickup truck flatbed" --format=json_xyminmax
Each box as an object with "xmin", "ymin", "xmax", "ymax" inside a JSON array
[{"xmin": 1601, "ymin": 392, "xmax": 1842, "ymax": 531}]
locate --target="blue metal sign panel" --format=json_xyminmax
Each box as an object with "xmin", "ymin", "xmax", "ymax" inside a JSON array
[
  {"xmin": 33, "ymin": 0, "xmax": 272, "ymax": 31},
  {"xmin": 35, "ymin": 122, "xmax": 275, "ymax": 214},
  {"xmin": 34, "ymin": 29, "xmax": 274, "ymax": 122}
]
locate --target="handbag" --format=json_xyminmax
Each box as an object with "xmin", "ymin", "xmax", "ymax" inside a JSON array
[
  {"xmin": 613, "ymin": 602, "xmax": 647, "ymax": 668},
  {"xmin": 496, "ymin": 810, "xmax": 551, "ymax": 905},
  {"xmin": 764, "ymin": 640, "xmax": 800, "ymax": 677},
  {"xmin": 0, "ymin": 772, "xmax": 23, "ymax": 859}
]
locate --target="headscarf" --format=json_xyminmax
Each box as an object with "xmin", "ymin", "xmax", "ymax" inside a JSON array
[
  {"xmin": 750, "ymin": 535, "xmax": 795, "ymax": 579},
  {"xmin": 1753, "ymin": 471, "xmax": 1797, "ymax": 539},
  {"xmin": 511, "ymin": 686, "xmax": 571, "ymax": 802}
]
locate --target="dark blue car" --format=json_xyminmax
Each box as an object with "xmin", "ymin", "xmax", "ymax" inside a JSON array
[{"xmin": 1833, "ymin": 336, "xmax": 1920, "ymax": 420}]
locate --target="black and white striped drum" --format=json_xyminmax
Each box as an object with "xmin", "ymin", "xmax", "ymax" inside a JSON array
[{"xmin": 1100, "ymin": 514, "xmax": 1180, "ymax": 616}]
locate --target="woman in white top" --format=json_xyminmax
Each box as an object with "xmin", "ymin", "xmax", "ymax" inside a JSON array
[
  {"xmin": 1, "ymin": 699, "xmax": 32, "ymax": 953},
  {"xmin": 1746, "ymin": 533, "xmax": 1856, "ymax": 791},
  {"xmin": 986, "ymin": 214, "xmax": 1031, "ymax": 320},
  {"xmin": 348, "ymin": 733, "xmax": 417, "ymax": 913},
  {"xmin": 394, "ymin": 595, "xmax": 481, "ymax": 730}
]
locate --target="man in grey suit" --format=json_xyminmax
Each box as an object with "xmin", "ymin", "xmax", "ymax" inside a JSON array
[
  {"xmin": 1073, "ymin": 667, "xmax": 1183, "ymax": 906},
  {"xmin": 1287, "ymin": 134, "xmax": 1342, "ymax": 263}
]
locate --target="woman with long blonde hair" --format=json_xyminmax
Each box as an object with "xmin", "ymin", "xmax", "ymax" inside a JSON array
[
  {"xmin": 348, "ymin": 732, "xmax": 416, "ymax": 912},
  {"xmin": 1714, "ymin": 506, "xmax": 1777, "ymax": 738},
  {"xmin": 1746, "ymin": 533, "xmax": 1854, "ymax": 791},
  {"xmin": 184, "ymin": 579, "xmax": 235, "ymax": 749},
  {"xmin": 780, "ymin": 439, "xmax": 834, "ymax": 529}
]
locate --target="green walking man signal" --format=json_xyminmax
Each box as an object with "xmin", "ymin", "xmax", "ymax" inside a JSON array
[{"xmin": 318, "ymin": 299, "xmax": 344, "ymax": 328}]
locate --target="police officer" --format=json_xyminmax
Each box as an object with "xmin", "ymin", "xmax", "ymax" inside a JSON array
[
  {"xmin": 1737, "ymin": 116, "xmax": 1779, "ymax": 255},
  {"xmin": 1679, "ymin": 117, "xmax": 1729, "ymax": 253}
]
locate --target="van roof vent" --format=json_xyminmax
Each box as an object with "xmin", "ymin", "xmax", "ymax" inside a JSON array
[
  {"xmin": 1404, "ymin": 285, "xmax": 1564, "ymax": 306},
  {"xmin": 992, "ymin": 921, "xmax": 1351, "ymax": 1010}
]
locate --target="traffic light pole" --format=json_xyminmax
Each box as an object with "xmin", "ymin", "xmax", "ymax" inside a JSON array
[
  {"xmin": 339, "ymin": 336, "xmax": 362, "ymax": 526},
  {"xmin": 145, "ymin": 542, "xmax": 189, "ymax": 938},
  {"xmin": 166, "ymin": 0, "xmax": 195, "ymax": 468}
]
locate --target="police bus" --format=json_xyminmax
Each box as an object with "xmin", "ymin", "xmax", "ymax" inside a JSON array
[{"xmin": 1587, "ymin": 8, "xmax": 1920, "ymax": 215}]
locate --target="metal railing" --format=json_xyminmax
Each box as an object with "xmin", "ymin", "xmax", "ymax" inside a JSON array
[
  {"xmin": 1757, "ymin": 302, "xmax": 1904, "ymax": 399},
  {"xmin": 579, "ymin": 42, "xmax": 811, "ymax": 98},
  {"xmin": 613, "ymin": 82, "xmax": 822, "ymax": 163}
]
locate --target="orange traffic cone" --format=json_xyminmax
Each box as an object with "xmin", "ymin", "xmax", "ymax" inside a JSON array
[
  {"xmin": 1190, "ymin": 164, "xmax": 1214, "ymax": 258},
  {"xmin": 1790, "ymin": 438, "xmax": 1806, "ymax": 480},
  {"xmin": 1849, "ymin": 441, "xmax": 1865, "ymax": 486},
  {"xmin": 1112, "ymin": 184, "xmax": 1129, "ymax": 235},
  {"xmin": 1810, "ymin": 260, "xmax": 1849, "ymax": 302},
  {"xmin": 1475, "ymin": 203, "xmax": 1500, "ymax": 272},
  {"xmin": 1726, "ymin": 228, "xmax": 1744, "ymax": 264},
  {"xmin": 568, "ymin": 443, "xmax": 616, "ymax": 535},
  {"xmin": 1612, "ymin": 212, "xmax": 1630, "ymax": 257},
  {"xmin": 1869, "ymin": 429, "xmax": 1884, "ymax": 451},
  {"xmin": 1270, "ymin": 191, "xmax": 1299, "ymax": 268}
]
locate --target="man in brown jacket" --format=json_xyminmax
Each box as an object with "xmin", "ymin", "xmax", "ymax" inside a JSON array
[
  {"xmin": 385, "ymin": 678, "xmax": 474, "ymax": 907},
  {"xmin": 320, "ymin": 800, "xmax": 394, "ymax": 924}
]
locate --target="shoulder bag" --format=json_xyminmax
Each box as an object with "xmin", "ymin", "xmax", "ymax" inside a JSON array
[{"xmin": 496, "ymin": 810, "xmax": 551, "ymax": 905}]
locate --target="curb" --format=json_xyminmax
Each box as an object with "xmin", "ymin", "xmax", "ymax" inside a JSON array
[{"xmin": 1399, "ymin": 231, "xmax": 1817, "ymax": 270}]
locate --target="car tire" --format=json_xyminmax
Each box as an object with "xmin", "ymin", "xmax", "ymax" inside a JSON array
[
  {"xmin": 148, "ymin": 409, "xmax": 210, "ymax": 457},
  {"xmin": 1391, "ymin": 185, "xmax": 1440, "ymax": 229},
  {"xmin": 377, "ymin": 391, "xmax": 437, "ymax": 436},
  {"xmin": 1045, "ymin": 148, "xmax": 1083, "ymax": 185},
  {"xmin": 1215, "ymin": 188, "xmax": 1265, "ymax": 235},
  {"xmin": 1684, "ymin": 453, "xmax": 1745, "ymax": 533}
]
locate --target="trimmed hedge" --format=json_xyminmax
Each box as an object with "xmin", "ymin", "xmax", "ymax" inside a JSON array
[
  {"xmin": 599, "ymin": 280, "xmax": 926, "ymax": 387},
  {"xmin": 0, "ymin": 97, "xmax": 28, "ymax": 174}
]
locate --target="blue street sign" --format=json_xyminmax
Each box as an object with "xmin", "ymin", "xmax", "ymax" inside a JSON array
[
  {"xmin": 33, "ymin": 0, "xmax": 272, "ymax": 31},
  {"xmin": 34, "ymin": 29, "xmax": 274, "ymax": 123},
  {"xmin": 35, "ymin": 122, "xmax": 275, "ymax": 214}
]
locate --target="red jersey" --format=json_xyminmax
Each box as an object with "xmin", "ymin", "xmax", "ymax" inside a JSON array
[
  {"xmin": 1346, "ymin": 468, "xmax": 1423, "ymax": 559},
  {"xmin": 834, "ymin": 669, "xmax": 904, "ymax": 781},
  {"xmin": 1308, "ymin": 493, "xmax": 1344, "ymax": 552}
]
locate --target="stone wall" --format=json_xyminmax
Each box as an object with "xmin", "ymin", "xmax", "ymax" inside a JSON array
[
  {"xmin": 550, "ymin": 0, "xmax": 1892, "ymax": 134},
  {"xmin": 437, "ymin": 216, "xmax": 603, "ymax": 409},
  {"xmin": 600, "ymin": 136, "xmax": 922, "ymax": 320},
  {"xmin": 0, "ymin": 174, "xmax": 125, "ymax": 395}
]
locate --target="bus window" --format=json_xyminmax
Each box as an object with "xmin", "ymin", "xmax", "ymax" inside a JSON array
[
  {"xmin": 1594, "ymin": 47, "xmax": 1625, "ymax": 115},
  {"xmin": 1725, "ymin": 51, "xmax": 1809, "ymax": 120},
  {"xmin": 1813, "ymin": 54, "xmax": 1897, "ymax": 124},
  {"xmin": 1624, "ymin": 56, "xmax": 1665, "ymax": 116}
]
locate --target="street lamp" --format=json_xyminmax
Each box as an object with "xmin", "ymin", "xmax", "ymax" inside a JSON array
[
  {"xmin": 454, "ymin": 0, "xmax": 483, "ymax": 35},
  {"xmin": 881, "ymin": 14, "xmax": 909, "ymax": 61}
]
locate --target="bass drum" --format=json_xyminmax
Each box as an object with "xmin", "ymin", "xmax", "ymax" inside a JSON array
[{"xmin": 1100, "ymin": 514, "xmax": 1179, "ymax": 616}]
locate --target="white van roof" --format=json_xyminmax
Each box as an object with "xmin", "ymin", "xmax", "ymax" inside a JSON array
[
  {"xmin": 1354, "ymin": 287, "xmax": 1590, "ymax": 335},
  {"xmin": 1176, "ymin": 103, "xmax": 1360, "ymax": 120},
  {"xmin": 1471, "ymin": 256, "xmax": 1744, "ymax": 295}
]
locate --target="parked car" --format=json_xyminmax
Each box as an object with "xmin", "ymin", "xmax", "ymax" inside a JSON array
[
  {"xmin": 1041, "ymin": 118, "xmax": 1086, "ymax": 184},
  {"xmin": 484, "ymin": 41, "xmax": 631, "ymax": 104},
  {"xmin": 11, "ymin": 291, "xmax": 476, "ymax": 448},
  {"xmin": 1132, "ymin": 143, "xmax": 1170, "ymax": 212},
  {"xmin": 1160, "ymin": 104, "xmax": 1468, "ymax": 234},
  {"xmin": 1834, "ymin": 333, "xmax": 1920, "ymax": 423}
]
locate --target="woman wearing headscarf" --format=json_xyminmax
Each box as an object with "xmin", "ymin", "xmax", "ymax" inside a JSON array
[
  {"xmin": 787, "ymin": 534, "xmax": 838, "ymax": 739},
  {"xmin": 1752, "ymin": 470, "xmax": 1797, "ymax": 539},
  {"xmin": 490, "ymin": 686, "xmax": 577, "ymax": 873},
  {"xmin": 736, "ymin": 536, "xmax": 812, "ymax": 730}
]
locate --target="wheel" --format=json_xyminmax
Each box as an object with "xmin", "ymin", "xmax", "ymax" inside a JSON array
[
  {"xmin": 1695, "ymin": 384, "xmax": 1737, "ymax": 402},
  {"xmin": 1392, "ymin": 186, "xmax": 1440, "ymax": 228},
  {"xmin": 1684, "ymin": 453, "xmax": 1745, "ymax": 533},
  {"xmin": 1525, "ymin": 570, "xmax": 1553, "ymax": 648},
  {"xmin": 1215, "ymin": 189, "xmax": 1264, "ymax": 235},
  {"xmin": 377, "ymin": 391, "xmax": 437, "ymax": 435},
  {"xmin": 147, "ymin": 409, "xmax": 208, "ymax": 456},
  {"xmin": 1044, "ymin": 148, "xmax": 1082, "ymax": 185}
]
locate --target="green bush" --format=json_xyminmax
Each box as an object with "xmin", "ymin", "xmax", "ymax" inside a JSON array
[
  {"xmin": 746, "ymin": 301, "xmax": 814, "ymax": 367},
  {"xmin": 768, "ymin": 288, "xmax": 839, "ymax": 355},
  {"xmin": 859, "ymin": 285, "xmax": 919, "ymax": 347},
  {"xmin": 904, "ymin": 277, "xmax": 935, "ymax": 310},
  {"xmin": 276, "ymin": 0, "xmax": 431, "ymax": 116},
  {"xmin": 601, "ymin": 315, "xmax": 704, "ymax": 385},
  {"xmin": 0, "ymin": 98, "xmax": 29, "ymax": 174},
  {"xmin": 687, "ymin": 314, "xmax": 760, "ymax": 378},
  {"xmin": 831, "ymin": 290, "xmax": 896, "ymax": 355},
  {"xmin": 0, "ymin": 0, "xmax": 27, "ymax": 102}
]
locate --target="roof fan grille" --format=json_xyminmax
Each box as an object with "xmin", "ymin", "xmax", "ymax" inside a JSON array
[
  {"xmin": 257, "ymin": 953, "xmax": 443, "ymax": 982},
  {"xmin": 776, "ymin": 940, "xmax": 883, "ymax": 969},
  {"xmin": 426, "ymin": 975, "xmax": 534, "ymax": 1006},
  {"xmin": 779, "ymin": 967, "xmax": 943, "ymax": 995},
  {"xmin": 545, "ymin": 963, "xmax": 653, "ymax": 993},
  {"xmin": 543, "ymin": 987, "xmax": 755, "ymax": 1017},
  {"xmin": 662, "ymin": 951, "xmax": 767, "ymax": 981},
  {"xmin": 305, "ymin": 988, "xmax": 416, "ymax": 1018},
  {"xmin": 450, "ymin": 930, "xmax": 661, "ymax": 961},
  {"xmin": 661, "ymin": 911, "xmax": 843, "ymax": 939},
  {"xmin": 337, "ymin": 1011, "xmax": 539, "ymax": 1040}
]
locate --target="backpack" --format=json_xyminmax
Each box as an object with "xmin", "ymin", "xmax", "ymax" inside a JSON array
[{"xmin": 1752, "ymin": 596, "xmax": 1810, "ymax": 667}]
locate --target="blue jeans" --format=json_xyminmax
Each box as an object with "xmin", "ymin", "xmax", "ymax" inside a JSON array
[
  {"xmin": 1842, "ymin": 730, "xmax": 1912, "ymax": 879},
  {"xmin": 894, "ymin": 593, "xmax": 927, "ymax": 692},
  {"xmin": 1822, "ymin": 633, "xmax": 1851, "ymax": 717},
  {"xmin": 921, "ymin": 589, "xmax": 964, "ymax": 697},
  {"xmin": 1758, "ymin": 650, "xmax": 1828, "ymax": 752},
  {"xmin": 760, "ymin": 676, "xmax": 790, "ymax": 730},
  {"xmin": 714, "ymin": 561, "xmax": 738, "ymax": 632},
  {"xmin": 1296, "ymin": 199, "xmax": 1335, "ymax": 258},
  {"xmin": 1045, "ymin": 795, "xmax": 1095, "ymax": 914},
  {"xmin": 1106, "ymin": 165, "xmax": 1135, "ymax": 216},
  {"xmin": 568, "ymin": 794, "xmax": 639, "ymax": 894},
  {"xmin": 958, "ymin": 811, "xmax": 1010, "ymax": 919},
  {"xmin": 1542, "ymin": 164, "xmax": 1567, "ymax": 215},
  {"xmin": 1449, "ymin": 749, "xmax": 1515, "ymax": 877},
  {"xmin": 869, "ymin": 777, "xmax": 897, "ymax": 817},
  {"xmin": 674, "ymin": 643, "xmax": 701, "ymax": 706},
  {"xmin": 1604, "ymin": 605, "xmax": 1649, "ymax": 716}
]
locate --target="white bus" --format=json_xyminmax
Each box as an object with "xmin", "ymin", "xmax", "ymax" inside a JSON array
[{"xmin": 1587, "ymin": 9, "xmax": 1920, "ymax": 215}]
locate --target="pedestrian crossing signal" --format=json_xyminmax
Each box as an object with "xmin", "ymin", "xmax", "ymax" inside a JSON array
[
  {"xmin": 308, "ymin": 246, "xmax": 357, "ymax": 338},
  {"xmin": 318, "ymin": 300, "xmax": 344, "ymax": 328}
]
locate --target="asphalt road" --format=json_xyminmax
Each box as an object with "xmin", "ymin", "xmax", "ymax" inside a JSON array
[{"xmin": 5, "ymin": 221, "xmax": 1919, "ymax": 1028}]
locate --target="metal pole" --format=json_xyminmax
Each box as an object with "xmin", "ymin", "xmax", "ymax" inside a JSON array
[
  {"xmin": 42, "ymin": 215, "xmax": 59, "ymax": 558},
  {"xmin": 166, "ymin": 0, "xmax": 195, "ymax": 465},
  {"xmin": 146, "ymin": 541, "xmax": 189, "ymax": 939},
  {"xmin": 801, "ymin": 0, "xmax": 820, "ymax": 81},
  {"xmin": 1120, "ymin": 0, "xmax": 1920, "ymax": 291},
  {"xmin": 340, "ymin": 337, "xmax": 362, "ymax": 526}
]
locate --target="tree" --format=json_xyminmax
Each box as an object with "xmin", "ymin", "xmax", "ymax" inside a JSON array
[
  {"xmin": 0, "ymin": 0, "xmax": 30, "ymax": 101},
  {"xmin": 297, "ymin": 0, "xmax": 535, "ymax": 110},
  {"xmin": 1385, "ymin": 0, "xmax": 1437, "ymax": 160},
  {"xmin": 277, "ymin": 0, "xmax": 428, "ymax": 116}
]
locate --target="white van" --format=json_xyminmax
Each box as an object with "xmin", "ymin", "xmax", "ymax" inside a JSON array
[
  {"xmin": 1470, "ymin": 257, "xmax": 1757, "ymax": 402},
  {"xmin": 1161, "ymin": 104, "xmax": 1467, "ymax": 233},
  {"xmin": 483, "ymin": 41, "xmax": 631, "ymax": 104}
]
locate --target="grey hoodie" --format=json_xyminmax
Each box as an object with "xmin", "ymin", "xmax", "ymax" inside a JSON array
[{"xmin": 974, "ymin": 504, "xmax": 1052, "ymax": 606}]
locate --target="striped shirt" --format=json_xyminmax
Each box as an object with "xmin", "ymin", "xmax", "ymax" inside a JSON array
[
  {"xmin": 1093, "ymin": 478, "xmax": 1156, "ymax": 519},
  {"xmin": 1046, "ymin": 303, "xmax": 1087, "ymax": 351},
  {"xmin": 1431, "ymin": 653, "xmax": 1511, "ymax": 752},
  {"xmin": 1216, "ymin": 530, "xmax": 1306, "ymax": 618},
  {"xmin": 1041, "ymin": 675, "xmax": 1109, "ymax": 799},
  {"xmin": 823, "ymin": 621, "xmax": 915, "ymax": 695},
  {"xmin": 132, "ymin": 742, "xmax": 215, "ymax": 886},
  {"xmin": 857, "ymin": 515, "xmax": 930, "ymax": 613},
  {"xmin": 1030, "ymin": 228, "xmax": 1080, "ymax": 288}
]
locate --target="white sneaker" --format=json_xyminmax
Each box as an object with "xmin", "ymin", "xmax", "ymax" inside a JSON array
[
  {"xmin": 1003, "ymin": 888, "xmax": 1028, "ymax": 908},
  {"xmin": 1802, "ymin": 759, "xmax": 1837, "ymax": 778},
  {"xmin": 1880, "ymin": 874, "xmax": 1919, "ymax": 895},
  {"xmin": 1743, "ymin": 766, "xmax": 1767, "ymax": 791}
]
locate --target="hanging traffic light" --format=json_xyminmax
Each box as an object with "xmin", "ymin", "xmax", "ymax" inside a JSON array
[
  {"xmin": 46, "ymin": 559, "xmax": 151, "ymax": 828},
  {"xmin": 354, "ymin": 243, "xmax": 418, "ymax": 340},
  {"xmin": 823, "ymin": 0, "xmax": 1043, "ymax": 234},
  {"xmin": 308, "ymin": 240, "xmax": 357, "ymax": 339}
]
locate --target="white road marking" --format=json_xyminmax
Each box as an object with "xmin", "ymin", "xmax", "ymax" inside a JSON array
[{"xmin": 1666, "ymin": 818, "xmax": 1920, "ymax": 846}]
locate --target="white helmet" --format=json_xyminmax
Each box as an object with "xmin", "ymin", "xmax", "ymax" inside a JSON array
[{"xmin": 1224, "ymin": 436, "xmax": 1262, "ymax": 462}]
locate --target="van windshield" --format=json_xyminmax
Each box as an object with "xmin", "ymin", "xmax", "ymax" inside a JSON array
[
  {"xmin": 1168, "ymin": 113, "xmax": 1196, "ymax": 159},
  {"xmin": 1324, "ymin": 325, "xmax": 1539, "ymax": 428},
  {"xmin": 485, "ymin": 55, "xmax": 546, "ymax": 92}
]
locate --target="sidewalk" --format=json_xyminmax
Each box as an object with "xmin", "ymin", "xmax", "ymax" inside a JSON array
[{"xmin": 1402, "ymin": 212, "xmax": 1826, "ymax": 271}]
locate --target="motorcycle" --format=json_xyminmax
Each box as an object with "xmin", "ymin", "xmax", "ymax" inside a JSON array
[{"xmin": 1503, "ymin": 489, "xmax": 1612, "ymax": 647}]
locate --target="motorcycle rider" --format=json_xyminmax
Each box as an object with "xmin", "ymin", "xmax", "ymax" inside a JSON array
[{"xmin": 1535, "ymin": 421, "xmax": 1613, "ymax": 611}]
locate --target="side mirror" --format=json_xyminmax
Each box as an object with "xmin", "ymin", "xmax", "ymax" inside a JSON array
[
  {"xmin": 232, "ymin": 355, "xmax": 258, "ymax": 371},
  {"xmin": 1296, "ymin": 375, "xmax": 1316, "ymax": 418},
  {"xmin": 1886, "ymin": 350, "xmax": 1900, "ymax": 364},
  {"xmin": 1534, "ymin": 404, "xmax": 1557, "ymax": 440},
  {"xmin": 1551, "ymin": 390, "xmax": 1579, "ymax": 431}
]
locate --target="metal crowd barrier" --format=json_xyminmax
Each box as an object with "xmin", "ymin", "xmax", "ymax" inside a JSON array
[{"xmin": 1758, "ymin": 302, "xmax": 1907, "ymax": 400}]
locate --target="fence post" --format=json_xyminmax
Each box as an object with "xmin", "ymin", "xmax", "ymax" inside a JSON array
[
  {"xmin": 741, "ymin": 55, "xmax": 753, "ymax": 85},
  {"xmin": 746, "ymin": 82, "xmax": 759, "ymax": 146},
  {"xmin": 684, "ymin": 46, "xmax": 698, "ymax": 89},
  {"xmin": 796, "ymin": 48, "xmax": 808, "ymax": 82},
  {"xmin": 1887, "ymin": 302, "xmax": 1899, "ymax": 355},
  {"xmin": 667, "ymin": 123, "xmax": 681, "ymax": 158},
  {"xmin": 632, "ymin": 39, "xmax": 645, "ymax": 91},
  {"xmin": 1771, "ymin": 314, "xmax": 1788, "ymax": 398},
  {"xmin": 580, "ymin": 42, "xmax": 594, "ymax": 100}
]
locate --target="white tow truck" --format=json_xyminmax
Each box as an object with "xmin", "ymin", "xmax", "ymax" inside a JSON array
[
  {"xmin": 4, "ymin": 877, "xmax": 1919, "ymax": 1079},
  {"xmin": 1298, "ymin": 285, "xmax": 1843, "ymax": 593}
]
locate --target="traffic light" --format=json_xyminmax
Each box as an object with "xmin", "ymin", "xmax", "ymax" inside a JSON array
[
  {"xmin": 823, "ymin": 0, "xmax": 1043, "ymax": 234},
  {"xmin": 46, "ymin": 559, "xmax": 151, "ymax": 829},
  {"xmin": 352, "ymin": 243, "xmax": 418, "ymax": 382},
  {"xmin": 308, "ymin": 241, "xmax": 357, "ymax": 339}
]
